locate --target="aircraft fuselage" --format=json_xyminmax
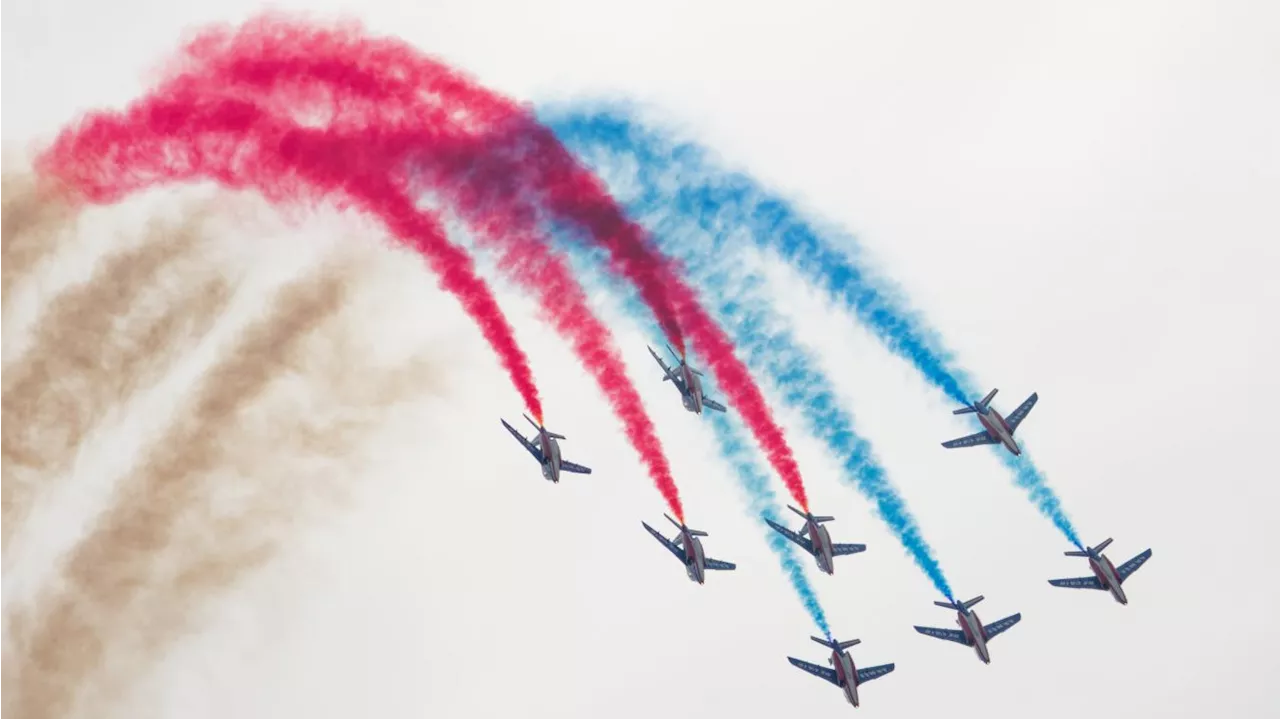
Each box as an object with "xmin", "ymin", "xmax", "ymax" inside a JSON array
[
  {"xmin": 977, "ymin": 410, "xmax": 1020, "ymax": 456},
  {"xmin": 680, "ymin": 529, "xmax": 707, "ymax": 583},
  {"xmin": 829, "ymin": 650, "xmax": 861, "ymax": 706},
  {"xmin": 681, "ymin": 365, "xmax": 704, "ymax": 414},
  {"xmin": 538, "ymin": 431, "xmax": 562, "ymax": 483},
  {"xmin": 1089, "ymin": 554, "xmax": 1129, "ymax": 605},
  {"xmin": 810, "ymin": 520, "xmax": 836, "ymax": 574},
  {"xmin": 956, "ymin": 611, "xmax": 991, "ymax": 664}
]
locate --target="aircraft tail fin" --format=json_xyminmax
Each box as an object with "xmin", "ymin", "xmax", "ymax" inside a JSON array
[
  {"xmin": 665, "ymin": 513, "xmax": 708, "ymax": 536},
  {"xmin": 809, "ymin": 636, "xmax": 860, "ymax": 651},
  {"xmin": 955, "ymin": 388, "xmax": 999, "ymax": 414},
  {"xmin": 936, "ymin": 595, "xmax": 984, "ymax": 610},
  {"xmin": 524, "ymin": 413, "xmax": 566, "ymax": 440},
  {"xmin": 787, "ymin": 505, "xmax": 834, "ymax": 523}
]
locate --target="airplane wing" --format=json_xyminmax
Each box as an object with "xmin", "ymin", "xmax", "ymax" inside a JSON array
[
  {"xmin": 647, "ymin": 346, "xmax": 685, "ymax": 391},
  {"xmin": 559, "ymin": 460, "xmax": 592, "ymax": 475},
  {"xmin": 1048, "ymin": 576, "xmax": 1105, "ymax": 590},
  {"xmin": 1116, "ymin": 549, "xmax": 1153, "ymax": 583},
  {"xmin": 764, "ymin": 519, "xmax": 813, "ymax": 554},
  {"xmin": 704, "ymin": 558, "xmax": 736, "ymax": 571},
  {"xmin": 501, "ymin": 419, "xmax": 543, "ymax": 463},
  {"xmin": 913, "ymin": 626, "xmax": 969, "ymax": 645},
  {"xmin": 641, "ymin": 522, "xmax": 687, "ymax": 563},
  {"xmin": 1004, "ymin": 392, "xmax": 1039, "ymax": 433},
  {"xmin": 832, "ymin": 543, "xmax": 867, "ymax": 556},
  {"xmin": 787, "ymin": 657, "xmax": 839, "ymax": 686},
  {"xmin": 702, "ymin": 397, "xmax": 727, "ymax": 413},
  {"xmin": 941, "ymin": 430, "xmax": 999, "ymax": 449},
  {"xmin": 855, "ymin": 663, "xmax": 895, "ymax": 684},
  {"xmin": 982, "ymin": 613, "xmax": 1022, "ymax": 641}
]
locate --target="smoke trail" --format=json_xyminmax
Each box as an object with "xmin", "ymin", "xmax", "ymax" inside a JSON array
[
  {"xmin": 145, "ymin": 15, "xmax": 813, "ymax": 513},
  {"xmin": 685, "ymin": 262, "xmax": 954, "ymax": 599},
  {"xmin": 34, "ymin": 20, "xmax": 689, "ymax": 520},
  {"xmin": 544, "ymin": 104, "xmax": 1083, "ymax": 549},
  {"xmin": 38, "ymin": 85, "xmax": 544, "ymax": 427},
  {"xmin": 1, "ymin": 164, "xmax": 76, "ymax": 307},
  {"xmin": 2, "ymin": 199, "xmax": 232, "ymax": 553},
  {"xmin": 552, "ymin": 164, "xmax": 956, "ymax": 599},
  {"xmin": 3, "ymin": 250, "xmax": 440, "ymax": 719},
  {"xmin": 559, "ymin": 243, "xmax": 833, "ymax": 637},
  {"xmin": 543, "ymin": 106, "xmax": 977, "ymax": 403},
  {"xmin": 709, "ymin": 413, "xmax": 832, "ymax": 639}
]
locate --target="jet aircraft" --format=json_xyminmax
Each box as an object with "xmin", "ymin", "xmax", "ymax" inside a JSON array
[
  {"xmin": 500, "ymin": 414, "xmax": 591, "ymax": 483},
  {"xmin": 1049, "ymin": 538, "xmax": 1152, "ymax": 605},
  {"xmin": 765, "ymin": 505, "xmax": 866, "ymax": 575},
  {"xmin": 913, "ymin": 595, "xmax": 1021, "ymax": 664},
  {"xmin": 786, "ymin": 635, "xmax": 895, "ymax": 708},
  {"xmin": 641, "ymin": 514, "xmax": 735, "ymax": 584},
  {"xmin": 941, "ymin": 388, "xmax": 1038, "ymax": 456},
  {"xmin": 647, "ymin": 344, "xmax": 726, "ymax": 414}
]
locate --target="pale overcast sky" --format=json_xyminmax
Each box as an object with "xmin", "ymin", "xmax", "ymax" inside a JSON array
[{"xmin": 3, "ymin": 1, "xmax": 1279, "ymax": 717}]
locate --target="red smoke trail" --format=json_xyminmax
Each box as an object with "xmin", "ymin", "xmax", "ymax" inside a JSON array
[
  {"xmin": 136, "ymin": 15, "xmax": 809, "ymax": 512},
  {"xmin": 38, "ymin": 92, "xmax": 545, "ymax": 425},
  {"xmin": 155, "ymin": 23, "xmax": 688, "ymax": 521}
]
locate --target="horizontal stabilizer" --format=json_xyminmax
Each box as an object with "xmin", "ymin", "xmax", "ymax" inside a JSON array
[
  {"xmin": 980, "ymin": 388, "xmax": 999, "ymax": 406},
  {"xmin": 1064, "ymin": 550, "xmax": 1090, "ymax": 557},
  {"xmin": 1093, "ymin": 538, "xmax": 1114, "ymax": 553},
  {"xmin": 809, "ymin": 636, "xmax": 860, "ymax": 650},
  {"xmin": 665, "ymin": 513, "xmax": 707, "ymax": 536},
  {"xmin": 952, "ymin": 406, "xmax": 978, "ymax": 415},
  {"xmin": 963, "ymin": 595, "xmax": 985, "ymax": 609}
]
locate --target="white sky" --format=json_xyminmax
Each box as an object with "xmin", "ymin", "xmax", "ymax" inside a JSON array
[{"xmin": 4, "ymin": 1, "xmax": 1280, "ymax": 717}]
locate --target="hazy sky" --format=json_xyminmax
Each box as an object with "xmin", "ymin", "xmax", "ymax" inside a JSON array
[{"xmin": 4, "ymin": 1, "xmax": 1279, "ymax": 717}]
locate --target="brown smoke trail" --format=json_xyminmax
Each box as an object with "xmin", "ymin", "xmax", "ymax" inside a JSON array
[
  {"xmin": 3, "ymin": 244, "xmax": 443, "ymax": 719},
  {"xmin": 1, "ymin": 201, "xmax": 233, "ymax": 552},
  {"xmin": 1, "ymin": 164, "xmax": 75, "ymax": 307}
]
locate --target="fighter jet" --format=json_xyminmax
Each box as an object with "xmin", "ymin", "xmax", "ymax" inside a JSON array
[
  {"xmin": 913, "ymin": 595, "xmax": 1022, "ymax": 664},
  {"xmin": 1049, "ymin": 538, "xmax": 1152, "ymax": 605},
  {"xmin": 641, "ymin": 513, "xmax": 736, "ymax": 584},
  {"xmin": 647, "ymin": 344, "xmax": 726, "ymax": 414},
  {"xmin": 941, "ymin": 388, "xmax": 1038, "ymax": 456},
  {"xmin": 500, "ymin": 414, "xmax": 591, "ymax": 483},
  {"xmin": 765, "ymin": 505, "xmax": 867, "ymax": 575},
  {"xmin": 787, "ymin": 635, "xmax": 895, "ymax": 709}
]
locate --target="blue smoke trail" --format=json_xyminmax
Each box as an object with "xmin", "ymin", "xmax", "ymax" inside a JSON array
[
  {"xmin": 532, "ymin": 226, "xmax": 839, "ymax": 634},
  {"xmin": 709, "ymin": 410, "xmax": 834, "ymax": 640},
  {"xmin": 540, "ymin": 102, "xmax": 1083, "ymax": 551},
  {"xmin": 556, "ymin": 240, "xmax": 833, "ymax": 639},
  {"xmin": 572, "ymin": 195, "xmax": 955, "ymax": 599}
]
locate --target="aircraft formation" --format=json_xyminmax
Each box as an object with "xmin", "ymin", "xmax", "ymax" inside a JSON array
[{"xmin": 500, "ymin": 347, "xmax": 1154, "ymax": 709}]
